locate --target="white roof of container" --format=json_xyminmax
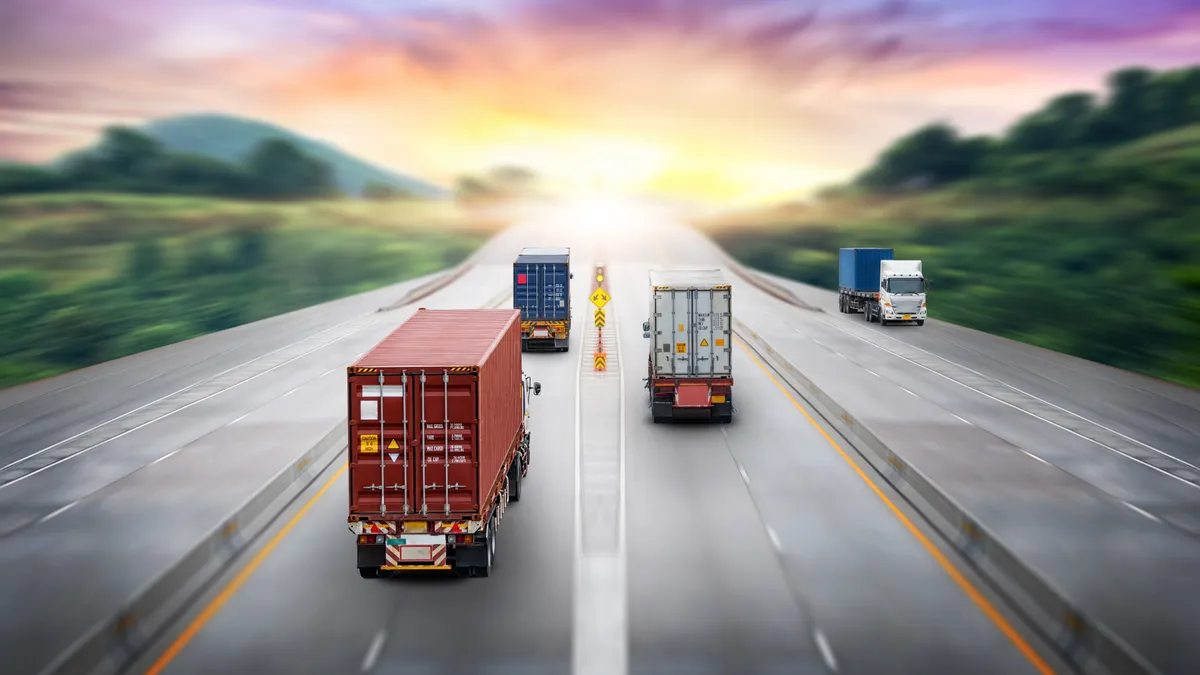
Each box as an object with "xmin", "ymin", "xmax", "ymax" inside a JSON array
[
  {"xmin": 518, "ymin": 247, "xmax": 570, "ymax": 256},
  {"xmin": 649, "ymin": 269, "xmax": 730, "ymax": 290}
]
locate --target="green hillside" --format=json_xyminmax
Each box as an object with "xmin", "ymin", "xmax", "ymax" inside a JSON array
[
  {"xmin": 127, "ymin": 114, "xmax": 445, "ymax": 199},
  {"xmin": 703, "ymin": 64, "xmax": 1200, "ymax": 388},
  {"xmin": 0, "ymin": 193, "xmax": 495, "ymax": 388}
]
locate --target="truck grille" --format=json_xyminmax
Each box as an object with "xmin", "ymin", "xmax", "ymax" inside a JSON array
[{"xmin": 893, "ymin": 301, "xmax": 922, "ymax": 313}]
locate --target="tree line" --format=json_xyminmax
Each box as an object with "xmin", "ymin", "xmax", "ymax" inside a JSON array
[
  {"xmin": 851, "ymin": 65, "xmax": 1200, "ymax": 197},
  {"xmin": 708, "ymin": 63, "xmax": 1200, "ymax": 387},
  {"xmin": 0, "ymin": 126, "xmax": 413, "ymax": 201}
]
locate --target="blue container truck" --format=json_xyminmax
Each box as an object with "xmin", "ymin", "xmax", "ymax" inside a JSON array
[
  {"xmin": 513, "ymin": 247, "xmax": 572, "ymax": 351},
  {"xmin": 838, "ymin": 248, "xmax": 928, "ymax": 326}
]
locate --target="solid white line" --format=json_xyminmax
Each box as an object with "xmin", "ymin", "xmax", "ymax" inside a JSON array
[
  {"xmin": 38, "ymin": 501, "xmax": 77, "ymax": 523},
  {"xmin": 1123, "ymin": 502, "xmax": 1162, "ymax": 522},
  {"xmin": 815, "ymin": 317, "xmax": 1200, "ymax": 489},
  {"xmin": 0, "ymin": 320, "xmax": 377, "ymax": 490},
  {"xmin": 814, "ymin": 629, "xmax": 839, "ymax": 671},
  {"xmin": 1021, "ymin": 450, "xmax": 1051, "ymax": 465},
  {"xmin": 150, "ymin": 449, "xmax": 183, "ymax": 466},
  {"xmin": 766, "ymin": 525, "xmax": 782, "ymax": 551},
  {"xmin": 229, "ymin": 412, "xmax": 251, "ymax": 426},
  {"xmin": 361, "ymin": 630, "xmax": 386, "ymax": 672},
  {"xmin": 900, "ymin": 387, "xmax": 919, "ymax": 398},
  {"xmin": 952, "ymin": 414, "xmax": 974, "ymax": 426},
  {"xmin": 281, "ymin": 386, "xmax": 299, "ymax": 398},
  {"xmin": 321, "ymin": 366, "xmax": 340, "ymax": 377},
  {"xmin": 0, "ymin": 315, "xmax": 370, "ymax": 480},
  {"xmin": 865, "ymin": 369, "xmax": 880, "ymax": 378},
  {"xmin": 738, "ymin": 464, "xmax": 751, "ymax": 485}
]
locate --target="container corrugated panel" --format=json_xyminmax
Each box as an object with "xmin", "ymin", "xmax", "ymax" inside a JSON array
[
  {"xmin": 347, "ymin": 309, "xmax": 523, "ymax": 520},
  {"xmin": 838, "ymin": 248, "xmax": 894, "ymax": 292},
  {"xmin": 648, "ymin": 269, "xmax": 732, "ymax": 379},
  {"xmin": 514, "ymin": 247, "xmax": 570, "ymax": 322}
]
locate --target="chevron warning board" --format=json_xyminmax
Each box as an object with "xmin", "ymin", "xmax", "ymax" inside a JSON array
[
  {"xmin": 593, "ymin": 352, "xmax": 607, "ymax": 371},
  {"xmin": 594, "ymin": 309, "xmax": 606, "ymax": 328}
]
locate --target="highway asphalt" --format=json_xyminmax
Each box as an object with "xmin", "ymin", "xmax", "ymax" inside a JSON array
[
  {"xmin": 0, "ymin": 221, "xmax": 571, "ymax": 675},
  {"xmin": 1, "ymin": 201, "xmax": 1193, "ymax": 675},
  {"xmin": 120, "ymin": 208, "xmax": 1066, "ymax": 675}
]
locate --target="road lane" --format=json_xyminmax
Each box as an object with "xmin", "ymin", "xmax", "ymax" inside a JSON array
[
  {"xmin": 0, "ymin": 223, "xmax": 573, "ymax": 675},
  {"xmin": 612, "ymin": 254, "xmax": 1062, "ymax": 675},
  {"xmin": 126, "ymin": 262, "xmax": 587, "ymax": 675},
  {"xmin": 653, "ymin": 222, "xmax": 1200, "ymax": 673}
]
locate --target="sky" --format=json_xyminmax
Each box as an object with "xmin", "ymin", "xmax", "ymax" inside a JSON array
[{"xmin": 2, "ymin": 0, "xmax": 1199, "ymax": 203}]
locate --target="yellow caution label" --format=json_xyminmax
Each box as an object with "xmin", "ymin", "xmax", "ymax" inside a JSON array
[
  {"xmin": 676, "ymin": 343, "xmax": 687, "ymax": 353},
  {"xmin": 593, "ymin": 353, "xmax": 607, "ymax": 371},
  {"xmin": 387, "ymin": 438, "xmax": 400, "ymax": 450},
  {"xmin": 594, "ymin": 309, "xmax": 606, "ymax": 328},
  {"xmin": 360, "ymin": 434, "xmax": 379, "ymax": 453},
  {"xmin": 716, "ymin": 339, "xmax": 725, "ymax": 347},
  {"xmin": 678, "ymin": 324, "xmax": 684, "ymax": 332},
  {"xmin": 590, "ymin": 288, "xmax": 610, "ymax": 309},
  {"xmin": 700, "ymin": 338, "xmax": 709, "ymax": 347}
]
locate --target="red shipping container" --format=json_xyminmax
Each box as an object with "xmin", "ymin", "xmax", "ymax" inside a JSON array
[{"xmin": 347, "ymin": 309, "xmax": 524, "ymax": 521}]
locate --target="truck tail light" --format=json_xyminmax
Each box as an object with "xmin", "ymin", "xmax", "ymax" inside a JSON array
[
  {"xmin": 358, "ymin": 535, "xmax": 384, "ymax": 545},
  {"xmin": 448, "ymin": 534, "xmax": 474, "ymax": 545}
]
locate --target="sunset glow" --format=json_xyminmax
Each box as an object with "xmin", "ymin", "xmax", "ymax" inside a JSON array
[{"xmin": 2, "ymin": 0, "xmax": 1199, "ymax": 203}]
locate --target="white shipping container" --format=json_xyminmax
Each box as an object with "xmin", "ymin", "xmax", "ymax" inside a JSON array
[{"xmin": 647, "ymin": 270, "xmax": 733, "ymax": 379}]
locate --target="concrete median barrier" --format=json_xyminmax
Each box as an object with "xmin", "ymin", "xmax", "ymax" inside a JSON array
[
  {"xmin": 734, "ymin": 319, "xmax": 1160, "ymax": 675},
  {"xmin": 39, "ymin": 423, "xmax": 346, "ymax": 675}
]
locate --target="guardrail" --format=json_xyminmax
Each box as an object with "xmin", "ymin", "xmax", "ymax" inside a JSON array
[
  {"xmin": 376, "ymin": 242, "xmax": 491, "ymax": 313},
  {"xmin": 733, "ymin": 318, "xmax": 1160, "ymax": 675},
  {"xmin": 39, "ymin": 424, "xmax": 346, "ymax": 675}
]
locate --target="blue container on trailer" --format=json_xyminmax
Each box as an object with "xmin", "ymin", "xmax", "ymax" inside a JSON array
[
  {"xmin": 513, "ymin": 247, "xmax": 571, "ymax": 322},
  {"xmin": 839, "ymin": 248, "xmax": 894, "ymax": 292}
]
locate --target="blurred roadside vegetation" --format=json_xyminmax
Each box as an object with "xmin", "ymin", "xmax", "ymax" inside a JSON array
[
  {"xmin": 0, "ymin": 128, "xmax": 498, "ymax": 389},
  {"xmin": 702, "ymin": 65, "xmax": 1200, "ymax": 388}
]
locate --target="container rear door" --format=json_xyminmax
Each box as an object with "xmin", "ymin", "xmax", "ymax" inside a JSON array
[
  {"xmin": 409, "ymin": 371, "xmax": 480, "ymax": 517},
  {"xmin": 514, "ymin": 262, "xmax": 569, "ymax": 321},
  {"xmin": 693, "ymin": 287, "xmax": 732, "ymax": 377},
  {"xmin": 349, "ymin": 376, "xmax": 413, "ymax": 516},
  {"xmin": 651, "ymin": 287, "xmax": 682, "ymax": 377}
]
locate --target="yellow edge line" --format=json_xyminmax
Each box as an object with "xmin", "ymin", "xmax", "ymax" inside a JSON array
[
  {"xmin": 144, "ymin": 462, "xmax": 349, "ymax": 675},
  {"xmin": 735, "ymin": 338, "xmax": 1055, "ymax": 675}
]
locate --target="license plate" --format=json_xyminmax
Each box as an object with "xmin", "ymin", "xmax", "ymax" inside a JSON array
[
  {"xmin": 386, "ymin": 538, "xmax": 406, "ymax": 546},
  {"xmin": 902, "ymin": 315, "xmax": 911, "ymax": 320}
]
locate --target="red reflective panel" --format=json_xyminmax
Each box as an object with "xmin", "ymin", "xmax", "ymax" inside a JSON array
[{"xmin": 517, "ymin": 273, "xmax": 527, "ymax": 284}]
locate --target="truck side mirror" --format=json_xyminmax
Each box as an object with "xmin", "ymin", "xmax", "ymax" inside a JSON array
[
  {"xmin": 924, "ymin": 279, "xmax": 932, "ymax": 290},
  {"xmin": 642, "ymin": 321, "xmax": 650, "ymax": 332},
  {"xmin": 570, "ymin": 273, "xmax": 574, "ymax": 279},
  {"xmin": 534, "ymin": 382, "xmax": 542, "ymax": 396}
]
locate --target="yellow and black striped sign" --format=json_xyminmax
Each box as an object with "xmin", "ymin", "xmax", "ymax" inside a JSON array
[
  {"xmin": 350, "ymin": 367, "xmax": 379, "ymax": 374},
  {"xmin": 593, "ymin": 352, "xmax": 607, "ymax": 371},
  {"xmin": 447, "ymin": 366, "xmax": 477, "ymax": 373},
  {"xmin": 594, "ymin": 309, "xmax": 606, "ymax": 328}
]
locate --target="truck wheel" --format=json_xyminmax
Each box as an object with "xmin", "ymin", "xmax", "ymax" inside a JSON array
[
  {"xmin": 477, "ymin": 513, "xmax": 497, "ymax": 578},
  {"xmin": 864, "ymin": 305, "xmax": 872, "ymax": 323},
  {"xmin": 916, "ymin": 320, "xmax": 925, "ymax": 326},
  {"xmin": 508, "ymin": 456, "xmax": 523, "ymax": 502},
  {"xmin": 359, "ymin": 567, "xmax": 379, "ymax": 579}
]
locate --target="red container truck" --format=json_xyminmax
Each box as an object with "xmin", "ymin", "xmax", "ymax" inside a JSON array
[{"xmin": 347, "ymin": 308, "xmax": 541, "ymax": 578}]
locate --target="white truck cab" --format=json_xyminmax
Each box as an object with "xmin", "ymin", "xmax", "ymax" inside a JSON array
[{"xmin": 877, "ymin": 260, "xmax": 927, "ymax": 326}]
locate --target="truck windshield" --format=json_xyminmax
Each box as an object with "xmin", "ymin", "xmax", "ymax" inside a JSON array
[{"xmin": 886, "ymin": 278, "xmax": 924, "ymax": 294}]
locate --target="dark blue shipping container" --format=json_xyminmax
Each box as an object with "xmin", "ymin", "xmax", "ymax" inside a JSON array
[
  {"xmin": 513, "ymin": 247, "xmax": 571, "ymax": 322},
  {"xmin": 839, "ymin": 248, "xmax": 894, "ymax": 292}
]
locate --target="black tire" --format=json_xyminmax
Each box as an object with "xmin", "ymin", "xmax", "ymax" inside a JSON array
[
  {"xmin": 477, "ymin": 513, "xmax": 497, "ymax": 578},
  {"xmin": 359, "ymin": 567, "xmax": 379, "ymax": 579},
  {"xmin": 916, "ymin": 320, "xmax": 925, "ymax": 326},
  {"xmin": 508, "ymin": 456, "xmax": 522, "ymax": 502},
  {"xmin": 864, "ymin": 305, "xmax": 872, "ymax": 323},
  {"xmin": 881, "ymin": 318, "xmax": 890, "ymax": 326}
]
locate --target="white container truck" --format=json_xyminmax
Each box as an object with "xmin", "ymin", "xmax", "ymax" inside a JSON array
[{"xmin": 641, "ymin": 269, "xmax": 734, "ymax": 423}]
